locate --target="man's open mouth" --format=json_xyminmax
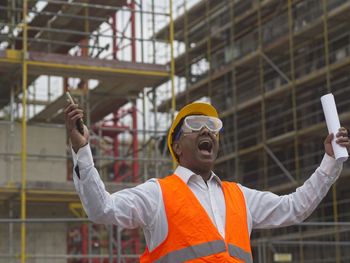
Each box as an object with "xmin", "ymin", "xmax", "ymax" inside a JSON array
[{"xmin": 198, "ymin": 138, "xmax": 213, "ymax": 154}]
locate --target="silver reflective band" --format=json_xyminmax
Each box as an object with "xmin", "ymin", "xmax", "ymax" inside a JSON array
[
  {"xmin": 154, "ymin": 240, "xmax": 226, "ymax": 263},
  {"xmin": 228, "ymin": 244, "xmax": 253, "ymax": 263}
]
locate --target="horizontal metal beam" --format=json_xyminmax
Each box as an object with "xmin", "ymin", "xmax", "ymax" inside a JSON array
[{"xmin": 29, "ymin": 61, "xmax": 169, "ymax": 77}]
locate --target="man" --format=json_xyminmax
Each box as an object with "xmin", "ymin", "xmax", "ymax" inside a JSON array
[{"xmin": 65, "ymin": 101, "xmax": 349, "ymax": 263}]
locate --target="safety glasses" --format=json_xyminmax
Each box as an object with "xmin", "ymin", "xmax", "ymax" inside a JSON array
[{"xmin": 182, "ymin": 115, "xmax": 223, "ymax": 134}]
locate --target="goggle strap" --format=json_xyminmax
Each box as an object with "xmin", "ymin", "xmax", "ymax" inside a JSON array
[{"xmin": 174, "ymin": 130, "xmax": 182, "ymax": 141}]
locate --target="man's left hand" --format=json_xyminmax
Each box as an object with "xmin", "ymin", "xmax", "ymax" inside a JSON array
[{"xmin": 324, "ymin": 127, "xmax": 350, "ymax": 158}]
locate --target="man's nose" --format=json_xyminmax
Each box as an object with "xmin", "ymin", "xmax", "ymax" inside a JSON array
[{"xmin": 199, "ymin": 126, "xmax": 210, "ymax": 135}]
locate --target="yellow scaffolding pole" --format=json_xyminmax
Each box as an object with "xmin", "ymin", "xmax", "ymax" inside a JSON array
[
  {"xmin": 183, "ymin": 0, "xmax": 190, "ymax": 103},
  {"xmin": 323, "ymin": 0, "xmax": 331, "ymax": 92},
  {"xmin": 322, "ymin": 0, "xmax": 340, "ymax": 261},
  {"xmin": 21, "ymin": 0, "xmax": 28, "ymax": 262},
  {"xmin": 169, "ymin": 0, "xmax": 176, "ymax": 169},
  {"xmin": 205, "ymin": 0, "xmax": 212, "ymax": 99},
  {"xmin": 288, "ymin": 1, "xmax": 303, "ymax": 262},
  {"xmin": 257, "ymin": 0, "xmax": 268, "ymax": 190},
  {"xmin": 169, "ymin": 0, "xmax": 175, "ymax": 114},
  {"xmin": 228, "ymin": 0, "xmax": 240, "ymax": 182}
]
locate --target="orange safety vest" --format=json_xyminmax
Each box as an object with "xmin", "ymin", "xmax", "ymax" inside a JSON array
[{"xmin": 140, "ymin": 174, "xmax": 252, "ymax": 263}]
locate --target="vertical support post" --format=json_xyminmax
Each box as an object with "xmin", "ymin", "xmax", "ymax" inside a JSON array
[
  {"xmin": 132, "ymin": 103, "xmax": 139, "ymax": 182},
  {"xmin": 83, "ymin": 5, "xmax": 89, "ymax": 57},
  {"xmin": 8, "ymin": 85, "xmax": 15, "ymax": 185},
  {"xmin": 112, "ymin": 13, "xmax": 118, "ymax": 60},
  {"xmin": 257, "ymin": 242, "xmax": 263, "ymax": 263},
  {"xmin": 133, "ymin": 229, "xmax": 140, "ymax": 256},
  {"xmin": 47, "ymin": 76, "xmax": 51, "ymax": 102},
  {"xmin": 332, "ymin": 183, "xmax": 341, "ymax": 263},
  {"xmin": 205, "ymin": 0, "xmax": 212, "ymax": 99},
  {"xmin": 10, "ymin": 85, "xmax": 15, "ymax": 129},
  {"xmin": 83, "ymin": 5, "xmax": 90, "ymax": 128},
  {"xmin": 21, "ymin": 0, "xmax": 28, "ymax": 262},
  {"xmin": 142, "ymin": 90, "xmax": 148, "ymax": 181},
  {"xmin": 81, "ymin": 224, "xmax": 88, "ymax": 263},
  {"xmin": 32, "ymin": 81, "xmax": 36, "ymax": 117},
  {"xmin": 108, "ymin": 225, "xmax": 113, "ymax": 263},
  {"xmin": 323, "ymin": 0, "xmax": 331, "ymax": 92},
  {"xmin": 130, "ymin": 0, "xmax": 136, "ymax": 62},
  {"xmin": 322, "ymin": 2, "xmax": 340, "ymax": 260},
  {"xmin": 47, "ymin": 20, "xmax": 52, "ymax": 104},
  {"xmin": 183, "ymin": 0, "xmax": 190, "ymax": 103},
  {"xmin": 229, "ymin": 0, "xmax": 239, "ymax": 182},
  {"xmin": 287, "ymin": 0, "xmax": 300, "ymax": 180},
  {"xmin": 9, "ymin": 0, "xmax": 16, "ymax": 49},
  {"xmin": 9, "ymin": 202, "xmax": 13, "ymax": 259},
  {"xmin": 169, "ymin": 0, "xmax": 176, "ymax": 169},
  {"xmin": 288, "ymin": 1, "xmax": 303, "ymax": 262},
  {"xmin": 64, "ymin": 78, "xmax": 72, "ymax": 181},
  {"xmin": 258, "ymin": 0, "xmax": 268, "ymax": 189},
  {"xmin": 97, "ymin": 126, "xmax": 103, "ymax": 179},
  {"xmin": 88, "ymin": 223, "xmax": 92, "ymax": 263},
  {"xmin": 153, "ymin": 89, "xmax": 159, "ymax": 178},
  {"xmin": 140, "ymin": 0, "xmax": 144, "ymax": 63},
  {"xmin": 114, "ymin": 112, "xmax": 120, "ymax": 181},
  {"xmin": 151, "ymin": 0, "xmax": 156, "ymax": 63},
  {"xmin": 262, "ymin": 240, "xmax": 267, "ymax": 263},
  {"xmin": 117, "ymin": 227, "xmax": 122, "ymax": 263}
]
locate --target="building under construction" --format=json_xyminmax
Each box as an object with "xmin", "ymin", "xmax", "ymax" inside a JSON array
[{"xmin": 0, "ymin": 0, "xmax": 350, "ymax": 262}]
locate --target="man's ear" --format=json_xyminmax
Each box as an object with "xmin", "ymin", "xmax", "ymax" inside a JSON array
[{"xmin": 172, "ymin": 141, "xmax": 182, "ymax": 160}]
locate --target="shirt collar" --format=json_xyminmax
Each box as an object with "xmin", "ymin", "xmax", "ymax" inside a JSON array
[{"xmin": 174, "ymin": 165, "xmax": 222, "ymax": 186}]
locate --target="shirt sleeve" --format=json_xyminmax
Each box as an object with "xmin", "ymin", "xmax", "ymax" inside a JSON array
[
  {"xmin": 72, "ymin": 144, "xmax": 161, "ymax": 229},
  {"xmin": 240, "ymin": 154, "xmax": 343, "ymax": 229}
]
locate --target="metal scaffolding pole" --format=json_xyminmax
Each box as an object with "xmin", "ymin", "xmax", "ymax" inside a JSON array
[
  {"xmin": 322, "ymin": 1, "xmax": 341, "ymax": 261},
  {"xmin": 108, "ymin": 225, "xmax": 113, "ymax": 263},
  {"xmin": 151, "ymin": 0, "xmax": 156, "ymax": 63},
  {"xmin": 257, "ymin": 0, "xmax": 268, "ymax": 190},
  {"xmin": 205, "ymin": 0, "xmax": 212, "ymax": 99},
  {"xmin": 288, "ymin": 1, "xmax": 303, "ymax": 262},
  {"xmin": 228, "ymin": 0, "xmax": 240, "ymax": 182},
  {"xmin": 184, "ymin": 0, "xmax": 190, "ymax": 103},
  {"xmin": 20, "ymin": 0, "xmax": 28, "ymax": 262},
  {"xmin": 117, "ymin": 226, "xmax": 122, "ymax": 263},
  {"xmin": 169, "ymin": 0, "xmax": 176, "ymax": 169}
]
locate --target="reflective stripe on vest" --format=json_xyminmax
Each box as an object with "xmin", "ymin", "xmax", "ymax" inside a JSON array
[
  {"xmin": 228, "ymin": 244, "xmax": 253, "ymax": 263},
  {"xmin": 154, "ymin": 240, "xmax": 226, "ymax": 263}
]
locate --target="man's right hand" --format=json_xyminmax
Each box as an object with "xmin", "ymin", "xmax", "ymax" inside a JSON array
[{"xmin": 64, "ymin": 103, "xmax": 89, "ymax": 153}]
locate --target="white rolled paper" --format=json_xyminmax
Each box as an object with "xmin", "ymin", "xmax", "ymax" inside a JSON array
[{"xmin": 321, "ymin": 93, "xmax": 348, "ymax": 162}]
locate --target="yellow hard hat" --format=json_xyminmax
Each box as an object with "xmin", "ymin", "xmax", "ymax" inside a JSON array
[{"xmin": 167, "ymin": 102, "xmax": 219, "ymax": 163}]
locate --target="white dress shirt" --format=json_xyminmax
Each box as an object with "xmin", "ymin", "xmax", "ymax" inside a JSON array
[{"xmin": 72, "ymin": 144, "xmax": 342, "ymax": 252}]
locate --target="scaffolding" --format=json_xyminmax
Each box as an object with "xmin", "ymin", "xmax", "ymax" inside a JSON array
[
  {"xmin": 2, "ymin": 0, "xmax": 350, "ymax": 262},
  {"xmin": 154, "ymin": 0, "xmax": 350, "ymax": 262},
  {"xmin": 0, "ymin": 0, "xmax": 175, "ymax": 262}
]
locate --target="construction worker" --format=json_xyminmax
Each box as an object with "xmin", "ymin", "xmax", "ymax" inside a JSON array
[{"xmin": 65, "ymin": 102, "xmax": 349, "ymax": 263}]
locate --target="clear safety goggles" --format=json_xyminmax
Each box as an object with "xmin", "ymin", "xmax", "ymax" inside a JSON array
[{"xmin": 182, "ymin": 115, "xmax": 223, "ymax": 134}]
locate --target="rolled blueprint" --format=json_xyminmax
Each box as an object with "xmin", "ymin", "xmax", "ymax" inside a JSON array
[{"xmin": 321, "ymin": 93, "xmax": 348, "ymax": 162}]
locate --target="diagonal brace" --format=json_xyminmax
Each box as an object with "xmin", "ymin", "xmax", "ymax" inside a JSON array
[{"xmin": 263, "ymin": 144, "xmax": 297, "ymax": 184}]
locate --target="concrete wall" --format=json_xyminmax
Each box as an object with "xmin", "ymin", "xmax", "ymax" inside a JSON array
[
  {"xmin": 0, "ymin": 222, "xmax": 67, "ymax": 263},
  {"xmin": 0, "ymin": 122, "xmax": 66, "ymax": 184},
  {"xmin": 0, "ymin": 202, "xmax": 69, "ymax": 263}
]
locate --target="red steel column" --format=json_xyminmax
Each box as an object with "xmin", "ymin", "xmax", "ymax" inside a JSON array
[{"xmin": 81, "ymin": 224, "xmax": 88, "ymax": 263}]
